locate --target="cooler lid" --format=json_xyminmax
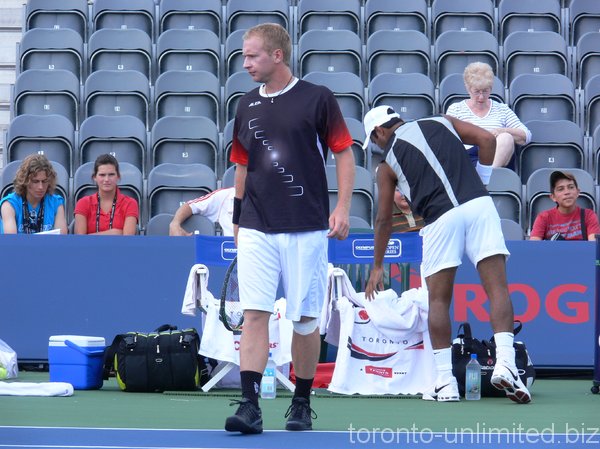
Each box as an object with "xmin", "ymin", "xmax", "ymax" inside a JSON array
[{"xmin": 49, "ymin": 335, "xmax": 106, "ymax": 347}]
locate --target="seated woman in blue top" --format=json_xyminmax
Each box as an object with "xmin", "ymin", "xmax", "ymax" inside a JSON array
[{"xmin": 0, "ymin": 154, "xmax": 67, "ymax": 234}]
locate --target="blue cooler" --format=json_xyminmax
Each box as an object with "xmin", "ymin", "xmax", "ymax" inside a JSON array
[{"xmin": 48, "ymin": 335, "xmax": 106, "ymax": 390}]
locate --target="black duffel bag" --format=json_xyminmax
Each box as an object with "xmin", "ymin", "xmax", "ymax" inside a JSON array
[
  {"xmin": 451, "ymin": 321, "xmax": 535, "ymax": 397},
  {"xmin": 103, "ymin": 325, "xmax": 209, "ymax": 392}
]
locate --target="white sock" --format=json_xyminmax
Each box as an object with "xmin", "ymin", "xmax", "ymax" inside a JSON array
[
  {"xmin": 494, "ymin": 332, "xmax": 516, "ymax": 367},
  {"xmin": 433, "ymin": 347, "xmax": 453, "ymax": 383}
]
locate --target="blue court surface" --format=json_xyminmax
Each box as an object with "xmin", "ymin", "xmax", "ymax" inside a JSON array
[{"xmin": 1, "ymin": 426, "xmax": 598, "ymax": 449}]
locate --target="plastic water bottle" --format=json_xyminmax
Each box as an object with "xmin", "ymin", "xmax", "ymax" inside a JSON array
[
  {"xmin": 260, "ymin": 352, "xmax": 277, "ymax": 399},
  {"xmin": 465, "ymin": 353, "xmax": 481, "ymax": 400}
]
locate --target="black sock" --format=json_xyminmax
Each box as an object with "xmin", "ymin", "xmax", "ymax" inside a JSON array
[
  {"xmin": 240, "ymin": 370, "xmax": 262, "ymax": 407},
  {"xmin": 294, "ymin": 376, "xmax": 314, "ymax": 401}
]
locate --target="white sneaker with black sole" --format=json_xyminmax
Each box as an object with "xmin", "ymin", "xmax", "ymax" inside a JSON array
[
  {"xmin": 491, "ymin": 364, "xmax": 532, "ymax": 404},
  {"xmin": 422, "ymin": 376, "xmax": 460, "ymax": 402}
]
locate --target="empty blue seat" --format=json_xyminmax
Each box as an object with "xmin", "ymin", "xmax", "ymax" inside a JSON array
[
  {"xmin": 13, "ymin": 69, "xmax": 80, "ymax": 129},
  {"xmin": 158, "ymin": 0, "xmax": 222, "ymax": 40},
  {"xmin": 298, "ymin": 29, "xmax": 363, "ymax": 78},
  {"xmin": 569, "ymin": 0, "xmax": 600, "ymax": 45},
  {"xmin": 25, "ymin": 0, "xmax": 88, "ymax": 41},
  {"xmin": 365, "ymin": 0, "xmax": 428, "ymax": 37},
  {"xmin": 92, "ymin": 0, "xmax": 155, "ymax": 40},
  {"xmin": 302, "ymin": 72, "xmax": 366, "ymax": 121},
  {"xmin": 225, "ymin": 30, "xmax": 246, "ymax": 78},
  {"xmin": 498, "ymin": 0, "xmax": 561, "ymax": 43},
  {"xmin": 431, "ymin": 0, "xmax": 495, "ymax": 41},
  {"xmin": 154, "ymin": 70, "xmax": 220, "ymax": 128},
  {"xmin": 151, "ymin": 116, "xmax": 219, "ymax": 174},
  {"xmin": 6, "ymin": 114, "xmax": 75, "ymax": 176},
  {"xmin": 297, "ymin": 0, "xmax": 361, "ymax": 37},
  {"xmin": 156, "ymin": 29, "xmax": 220, "ymax": 77},
  {"xmin": 575, "ymin": 32, "xmax": 600, "ymax": 90},
  {"xmin": 19, "ymin": 28, "xmax": 85, "ymax": 81},
  {"xmin": 368, "ymin": 73, "xmax": 435, "ymax": 122},
  {"xmin": 84, "ymin": 70, "xmax": 151, "ymax": 130},
  {"xmin": 487, "ymin": 167, "xmax": 523, "ymax": 224},
  {"xmin": 224, "ymin": 71, "xmax": 261, "ymax": 123},
  {"xmin": 225, "ymin": 0, "xmax": 290, "ymax": 35}
]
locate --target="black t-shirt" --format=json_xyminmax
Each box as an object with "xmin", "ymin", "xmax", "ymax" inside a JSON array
[{"xmin": 231, "ymin": 79, "xmax": 353, "ymax": 233}]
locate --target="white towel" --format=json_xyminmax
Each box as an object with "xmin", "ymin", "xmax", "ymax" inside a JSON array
[
  {"xmin": 181, "ymin": 264, "xmax": 214, "ymax": 316},
  {"xmin": 0, "ymin": 381, "xmax": 73, "ymax": 396}
]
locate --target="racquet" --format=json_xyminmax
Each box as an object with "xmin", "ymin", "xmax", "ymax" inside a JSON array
[{"xmin": 219, "ymin": 256, "xmax": 244, "ymax": 333}]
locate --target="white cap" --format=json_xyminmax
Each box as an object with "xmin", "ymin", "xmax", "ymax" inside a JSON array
[{"xmin": 362, "ymin": 105, "xmax": 401, "ymax": 149}]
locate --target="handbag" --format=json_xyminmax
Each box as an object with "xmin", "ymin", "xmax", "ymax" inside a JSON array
[
  {"xmin": 451, "ymin": 321, "xmax": 535, "ymax": 397},
  {"xmin": 103, "ymin": 325, "xmax": 209, "ymax": 392}
]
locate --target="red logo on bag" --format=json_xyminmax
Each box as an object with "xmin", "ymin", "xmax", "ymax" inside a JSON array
[
  {"xmin": 358, "ymin": 310, "xmax": 369, "ymax": 320},
  {"xmin": 365, "ymin": 365, "xmax": 393, "ymax": 378}
]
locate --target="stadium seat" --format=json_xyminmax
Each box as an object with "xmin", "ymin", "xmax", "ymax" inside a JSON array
[
  {"xmin": 431, "ymin": 0, "xmax": 495, "ymax": 41},
  {"xmin": 25, "ymin": 0, "xmax": 88, "ymax": 42},
  {"xmin": 320, "ymin": 117, "xmax": 371, "ymax": 171},
  {"xmin": 298, "ymin": 29, "xmax": 363, "ymax": 79},
  {"xmin": 592, "ymin": 126, "xmax": 600, "ymax": 180},
  {"xmin": 518, "ymin": 120, "xmax": 585, "ymax": 184},
  {"xmin": 575, "ymin": 32, "xmax": 600, "ymax": 89},
  {"xmin": 222, "ymin": 119, "xmax": 236, "ymax": 175},
  {"xmin": 368, "ymin": 73, "xmax": 435, "ymax": 122},
  {"xmin": 222, "ymin": 164, "xmax": 236, "ymax": 189},
  {"xmin": 88, "ymin": 29, "xmax": 152, "ymax": 81},
  {"xmin": 487, "ymin": 167, "xmax": 524, "ymax": 224},
  {"xmin": 13, "ymin": 69, "xmax": 80, "ymax": 129},
  {"xmin": 224, "ymin": 71, "xmax": 260, "ymax": 123},
  {"xmin": 349, "ymin": 215, "xmax": 372, "ymax": 231},
  {"xmin": 92, "ymin": 0, "xmax": 155, "ymax": 40},
  {"xmin": 433, "ymin": 30, "xmax": 500, "ymax": 86},
  {"xmin": 302, "ymin": 72, "xmax": 366, "ymax": 121},
  {"xmin": 225, "ymin": 0, "xmax": 290, "ymax": 36},
  {"xmin": 6, "ymin": 114, "xmax": 75, "ymax": 176},
  {"xmin": 509, "ymin": 73, "xmax": 576, "ymax": 123},
  {"xmin": 297, "ymin": 0, "xmax": 361, "ymax": 37},
  {"xmin": 84, "ymin": 70, "xmax": 151, "ymax": 130},
  {"xmin": 498, "ymin": 0, "xmax": 561, "ymax": 43},
  {"xmin": 500, "ymin": 218, "xmax": 524, "ymax": 240},
  {"xmin": 366, "ymin": 30, "xmax": 431, "ymax": 82},
  {"xmin": 144, "ymin": 213, "xmax": 216, "ymax": 236},
  {"xmin": 147, "ymin": 163, "xmax": 217, "ymax": 218},
  {"xmin": 225, "ymin": 30, "xmax": 246, "ymax": 78},
  {"xmin": 503, "ymin": 31, "xmax": 568, "ymax": 86},
  {"xmin": 569, "ymin": 0, "xmax": 600, "ymax": 46},
  {"xmin": 585, "ymin": 75, "xmax": 600, "ymax": 135},
  {"xmin": 526, "ymin": 167, "xmax": 596, "ymax": 233},
  {"xmin": 151, "ymin": 116, "xmax": 219, "ymax": 174},
  {"xmin": 364, "ymin": 0, "xmax": 428, "ymax": 38},
  {"xmin": 158, "ymin": 0, "xmax": 222, "ymax": 40},
  {"xmin": 157, "ymin": 29, "xmax": 220, "ymax": 78},
  {"xmin": 326, "ymin": 165, "xmax": 375, "ymax": 226},
  {"xmin": 79, "ymin": 115, "xmax": 147, "ymax": 175},
  {"xmin": 154, "ymin": 70, "xmax": 220, "ymax": 128},
  {"xmin": 439, "ymin": 73, "xmax": 504, "ymax": 113},
  {"xmin": 0, "ymin": 161, "xmax": 22, "ymax": 200},
  {"xmin": 19, "ymin": 28, "xmax": 85, "ymax": 81},
  {"xmin": 73, "ymin": 161, "xmax": 144, "ymax": 222}
]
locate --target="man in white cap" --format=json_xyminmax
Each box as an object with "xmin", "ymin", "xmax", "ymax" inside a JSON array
[{"xmin": 363, "ymin": 106, "xmax": 531, "ymax": 404}]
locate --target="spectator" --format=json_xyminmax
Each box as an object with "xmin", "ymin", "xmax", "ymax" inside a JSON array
[
  {"xmin": 530, "ymin": 170, "xmax": 600, "ymax": 241},
  {"xmin": 446, "ymin": 62, "xmax": 532, "ymax": 168},
  {"xmin": 73, "ymin": 154, "xmax": 139, "ymax": 235},
  {"xmin": 0, "ymin": 154, "xmax": 67, "ymax": 234},
  {"xmin": 169, "ymin": 187, "xmax": 234, "ymax": 236}
]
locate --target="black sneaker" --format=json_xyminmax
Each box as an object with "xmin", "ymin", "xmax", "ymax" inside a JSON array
[
  {"xmin": 225, "ymin": 399, "xmax": 263, "ymax": 434},
  {"xmin": 285, "ymin": 397, "xmax": 317, "ymax": 431}
]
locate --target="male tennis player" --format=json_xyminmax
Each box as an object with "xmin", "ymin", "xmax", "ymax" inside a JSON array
[
  {"xmin": 224, "ymin": 23, "xmax": 355, "ymax": 434},
  {"xmin": 363, "ymin": 106, "xmax": 531, "ymax": 404}
]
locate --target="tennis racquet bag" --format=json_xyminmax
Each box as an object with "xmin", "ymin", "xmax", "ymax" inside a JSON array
[
  {"xmin": 102, "ymin": 325, "xmax": 209, "ymax": 392},
  {"xmin": 451, "ymin": 321, "xmax": 535, "ymax": 397}
]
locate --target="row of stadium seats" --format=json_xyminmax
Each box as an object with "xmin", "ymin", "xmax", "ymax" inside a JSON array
[{"xmin": 22, "ymin": 0, "xmax": 599, "ymax": 46}]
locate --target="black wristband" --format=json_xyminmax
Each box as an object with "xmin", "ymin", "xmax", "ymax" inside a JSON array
[{"xmin": 232, "ymin": 197, "xmax": 242, "ymax": 225}]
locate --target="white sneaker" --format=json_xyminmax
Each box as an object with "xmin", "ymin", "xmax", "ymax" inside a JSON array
[
  {"xmin": 491, "ymin": 364, "xmax": 532, "ymax": 404},
  {"xmin": 422, "ymin": 376, "xmax": 460, "ymax": 402}
]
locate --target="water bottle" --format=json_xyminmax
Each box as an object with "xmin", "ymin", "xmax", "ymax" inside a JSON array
[
  {"xmin": 260, "ymin": 352, "xmax": 277, "ymax": 399},
  {"xmin": 465, "ymin": 353, "xmax": 481, "ymax": 400}
]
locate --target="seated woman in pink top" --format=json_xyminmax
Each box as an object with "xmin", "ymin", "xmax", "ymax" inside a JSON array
[{"xmin": 74, "ymin": 154, "xmax": 139, "ymax": 235}]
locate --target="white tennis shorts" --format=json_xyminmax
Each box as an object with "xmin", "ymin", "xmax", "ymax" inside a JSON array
[
  {"xmin": 237, "ymin": 227, "xmax": 329, "ymax": 322},
  {"xmin": 419, "ymin": 196, "xmax": 509, "ymax": 278}
]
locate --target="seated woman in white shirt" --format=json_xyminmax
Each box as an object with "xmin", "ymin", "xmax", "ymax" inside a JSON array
[{"xmin": 446, "ymin": 61, "xmax": 532, "ymax": 168}]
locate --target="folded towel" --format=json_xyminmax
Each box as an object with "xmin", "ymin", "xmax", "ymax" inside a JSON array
[
  {"xmin": 181, "ymin": 264, "xmax": 213, "ymax": 316},
  {"xmin": 0, "ymin": 381, "xmax": 73, "ymax": 396}
]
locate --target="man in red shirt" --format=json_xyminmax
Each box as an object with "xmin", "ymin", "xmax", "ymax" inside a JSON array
[{"xmin": 530, "ymin": 171, "xmax": 600, "ymax": 241}]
